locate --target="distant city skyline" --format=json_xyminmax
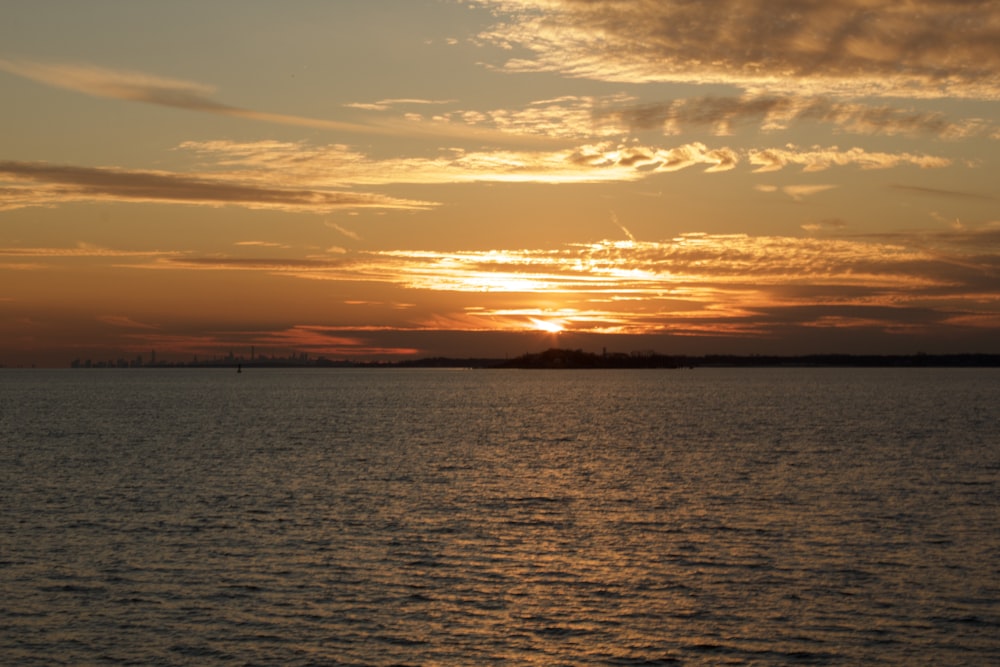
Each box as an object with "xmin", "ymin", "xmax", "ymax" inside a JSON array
[{"xmin": 2, "ymin": 1, "xmax": 999, "ymax": 367}]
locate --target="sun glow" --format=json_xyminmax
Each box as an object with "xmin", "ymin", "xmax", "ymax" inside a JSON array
[{"xmin": 529, "ymin": 317, "xmax": 566, "ymax": 333}]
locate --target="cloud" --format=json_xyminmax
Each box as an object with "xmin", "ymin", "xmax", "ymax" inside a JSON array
[
  {"xmin": 0, "ymin": 59, "xmax": 384, "ymax": 133},
  {"xmin": 889, "ymin": 184, "xmax": 998, "ymax": 202},
  {"xmin": 801, "ymin": 218, "xmax": 849, "ymax": 233},
  {"xmin": 0, "ymin": 59, "xmax": 556, "ymax": 145},
  {"xmin": 181, "ymin": 139, "xmax": 698, "ymax": 185},
  {"xmin": 0, "ymin": 242, "xmax": 177, "ymax": 258},
  {"xmin": 250, "ymin": 325, "xmax": 421, "ymax": 356},
  {"xmin": 97, "ymin": 315, "xmax": 160, "ymax": 330},
  {"xmin": 473, "ymin": 0, "xmax": 1000, "ymax": 99},
  {"xmin": 611, "ymin": 211, "xmax": 636, "ymax": 243},
  {"xmin": 442, "ymin": 95, "xmax": 633, "ymax": 140},
  {"xmin": 852, "ymin": 220, "xmax": 1000, "ymax": 251},
  {"xmin": 179, "ymin": 139, "xmax": 948, "ymax": 189},
  {"xmin": 748, "ymin": 146, "xmax": 951, "ymax": 173},
  {"xmin": 609, "ymin": 95, "xmax": 998, "ymax": 138},
  {"xmin": 115, "ymin": 325, "xmax": 421, "ymax": 359},
  {"xmin": 325, "ymin": 221, "xmax": 362, "ymax": 241},
  {"xmin": 0, "ymin": 160, "xmax": 435, "ymax": 212},
  {"xmin": 168, "ymin": 257, "xmax": 345, "ymax": 272},
  {"xmin": 780, "ymin": 185, "xmax": 839, "ymax": 201},
  {"xmin": 344, "ymin": 98, "xmax": 457, "ymax": 111},
  {"xmin": 0, "ymin": 59, "xmax": 224, "ymax": 107},
  {"xmin": 235, "ymin": 241, "xmax": 292, "ymax": 249}
]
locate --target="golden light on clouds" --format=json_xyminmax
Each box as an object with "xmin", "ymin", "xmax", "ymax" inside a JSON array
[{"xmin": 81, "ymin": 232, "xmax": 992, "ymax": 339}]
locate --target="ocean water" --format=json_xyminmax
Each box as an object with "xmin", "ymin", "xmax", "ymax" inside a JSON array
[{"xmin": 1, "ymin": 367, "xmax": 998, "ymax": 666}]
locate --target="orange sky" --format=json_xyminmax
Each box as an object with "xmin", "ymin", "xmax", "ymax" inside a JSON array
[{"xmin": 2, "ymin": 1, "xmax": 999, "ymax": 366}]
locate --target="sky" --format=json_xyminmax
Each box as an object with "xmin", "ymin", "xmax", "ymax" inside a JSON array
[{"xmin": 2, "ymin": 0, "xmax": 999, "ymax": 366}]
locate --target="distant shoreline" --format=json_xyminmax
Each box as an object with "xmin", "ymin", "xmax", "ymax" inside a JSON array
[{"xmin": 54, "ymin": 348, "xmax": 1000, "ymax": 369}]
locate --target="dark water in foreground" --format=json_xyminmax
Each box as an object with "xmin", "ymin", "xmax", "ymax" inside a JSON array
[{"xmin": 1, "ymin": 368, "xmax": 998, "ymax": 665}]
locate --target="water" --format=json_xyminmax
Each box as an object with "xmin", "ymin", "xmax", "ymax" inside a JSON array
[{"xmin": 1, "ymin": 367, "xmax": 998, "ymax": 665}]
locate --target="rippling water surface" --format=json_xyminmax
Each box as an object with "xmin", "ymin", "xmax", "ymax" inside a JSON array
[{"xmin": 2, "ymin": 367, "xmax": 999, "ymax": 665}]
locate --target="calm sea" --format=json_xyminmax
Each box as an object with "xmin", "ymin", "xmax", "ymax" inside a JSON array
[{"xmin": 2, "ymin": 367, "xmax": 998, "ymax": 665}]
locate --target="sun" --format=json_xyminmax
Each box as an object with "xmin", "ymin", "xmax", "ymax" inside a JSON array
[{"xmin": 529, "ymin": 317, "xmax": 565, "ymax": 334}]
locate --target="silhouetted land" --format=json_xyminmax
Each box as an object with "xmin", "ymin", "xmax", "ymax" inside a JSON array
[
  {"xmin": 66, "ymin": 348, "xmax": 1000, "ymax": 369},
  {"xmin": 493, "ymin": 348, "xmax": 1000, "ymax": 369}
]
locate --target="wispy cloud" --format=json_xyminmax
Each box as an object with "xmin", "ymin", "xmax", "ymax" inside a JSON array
[
  {"xmin": 97, "ymin": 315, "xmax": 160, "ymax": 330},
  {"xmin": 165, "ymin": 256, "xmax": 345, "ymax": 272},
  {"xmin": 778, "ymin": 185, "xmax": 839, "ymax": 202},
  {"xmin": 0, "ymin": 160, "xmax": 435, "ymax": 212},
  {"xmin": 758, "ymin": 183, "xmax": 845, "ymax": 203},
  {"xmin": 178, "ymin": 139, "xmax": 950, "ymax": 188},
  {"xmin": 114, "ymin": 326, "xmax": 421, "ymax": 359},
  {"xmin": 608, "ymin": 95, "xmax": 998, "ymax": 139},
  {"xmin": 235, "ymin": 241, "xmax": 292, "ymax": 249},
  {"xmin": 748, "ymin": 146, "xmax": 951, "ymax": 173},
  {"xmin": 473, "ymin": 0, "xmax": 1000, "ymax": 99},
  {"xmin": 345, "ymin": 92, "xmax": 1000, "ymax": 145},
  {"xmin": 0, "ymin": 59, "xmax": 379, "ymax": 132},
  {"xmin": 611, "ymin": 211, "xmax": 636, "ymax": 243},
  {"xmin": 390, "ymin": 92, "xmax": 997, "ymax": 142},
  {"xmin": 0, "ymin": 59, "xmax": 560, "ymax": 145},
  {"xmin": 442, "ymin": 95, "xmax": 633, "ymax": 140},
  {"xmin": 801, "ymin": 218, "xmax": 849, "ymax": 233},
  {"xmin": 0, "ymin": 242, "xmax": 178, "ymax": 259},
  {"xmin": 889, "ymin": 184, "xmax": 998, "ymax": 202},
  {"xmin": 325, "ymin": 220, "xmax": 362, "ymax": 241},
  {"xmin": 222, "ymin": 325, "xmax": 421, "ymax": 357},
  {"xmin": 344, "ymin": 97, "xmax": 457, "ymax": 111}
]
